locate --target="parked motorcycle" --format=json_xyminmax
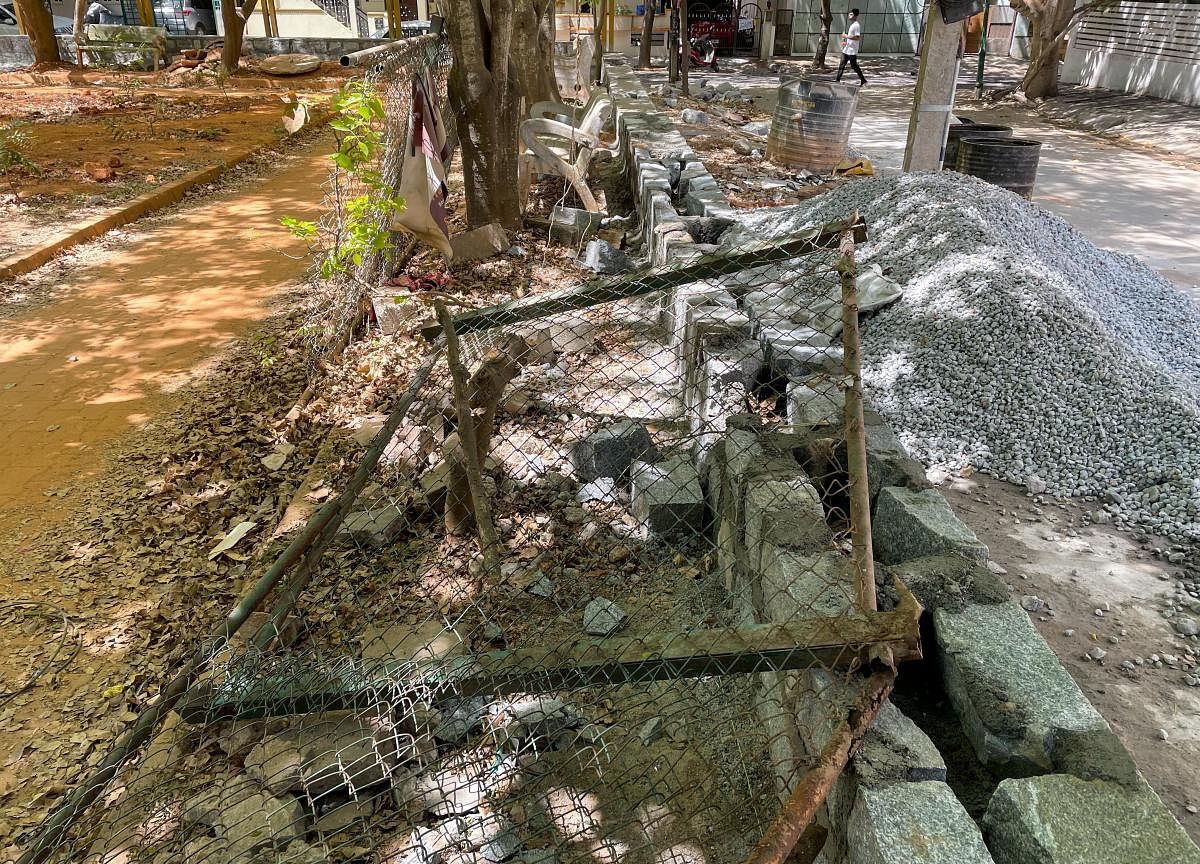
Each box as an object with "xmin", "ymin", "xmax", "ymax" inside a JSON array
[{"xmin": 684, "ymin": 32, "xmax": 720, "ymax": 71}]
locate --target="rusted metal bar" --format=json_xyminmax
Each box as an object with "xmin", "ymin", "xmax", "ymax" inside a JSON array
[
  {"xmin": 743, "ymin": 666, "xmax": 897, "ymax": 864},
  {"xmin": 341, "ymin": 32, "xmax": 442, "ymax": 67},
  {"xmin": 177, "ymin": 590, "xmax": 921, "ymax": 721},
  {"xmin": 341, "ymin": 38, "xmax": 406, "ymax": 67},
  {"xmin": 838, "ymin": 209, "xmax": 877, "ymax": 614},
  {"xmin": 252, "ymin": 343, "xmax": 444, "ymax": 649},
  {"xmin": 420, "ymin": 217, "xmax": 869, "ymax": 340},
  {"xmin": 14, "ymin": 491, "xmax": 342, "ymax": 864}
]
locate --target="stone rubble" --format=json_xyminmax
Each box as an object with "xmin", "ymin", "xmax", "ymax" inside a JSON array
[
  {"xmin": 578, "ymin": 238, "xmax": 634, "ymax": 275},
  {"xmin": 582, "ymin": 597, "xmax": 628, "ymax": 636}
]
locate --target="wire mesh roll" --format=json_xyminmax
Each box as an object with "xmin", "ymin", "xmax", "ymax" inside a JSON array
[{"xmin": 766, "ymin": 77, "xmax": 860, "ymax": 173}]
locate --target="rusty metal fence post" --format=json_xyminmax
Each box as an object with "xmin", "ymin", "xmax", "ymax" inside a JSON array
[{"xmin": 838, "ymin": 210, "xmax": 877, "ymax": 615}]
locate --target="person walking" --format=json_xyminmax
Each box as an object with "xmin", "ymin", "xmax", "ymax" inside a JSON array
[{"xmin": 836, "ymin": 8, "xmax": 866, "ymax": 85}]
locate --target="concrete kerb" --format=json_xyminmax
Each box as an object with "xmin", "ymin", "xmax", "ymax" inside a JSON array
[
  {"xmin": 49, "ymin": 34, "xmax": 387, "ymax": 64},
  {"xmin": 0, "ymin": 121, "xmax": 325, "ymax": 283},
  {"xmin": 601, "ymin": 58, "xmax": 735, "ymax": 268},
  {"xmin": 622, "ymin": 81, "xmax": 1198, "ymax": 864}
]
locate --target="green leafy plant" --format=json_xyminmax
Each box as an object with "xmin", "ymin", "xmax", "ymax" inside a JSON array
[
  {"xmin": 281, "ymin": 216, "xmax": 318, "ymax": 240},
  {"xmin": 101, "ymin": 115, "xmax": 130, "ymax": 141},
  {"xmin": 213, "ymin": 66, "xmax": 234, "ymax": 101},
  {"xmin": 143, "ymin": 93, "xmax": 173, "ymax": 137},
  {"xmin": 250, "ymin": 332, "xmax": 280, "ymax": 369},
  {"xmin": 114, "ymin": 76, "xmax": 143, "ymax": 109},
  {"xmin": 282, "ymin": 81, "xmax": 406, "ymax": 282},
  {"xmin": 0, "ymin": 121, "xmax": 41, "ymax": 195}
]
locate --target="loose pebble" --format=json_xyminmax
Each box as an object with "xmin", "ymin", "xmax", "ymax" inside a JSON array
[{"xmin": 761, "ymin": 173, "xmax": 1200, "ymax": 542}]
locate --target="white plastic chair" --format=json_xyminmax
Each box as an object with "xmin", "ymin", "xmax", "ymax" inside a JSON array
[
  {"xmin": 518, "ymin": 118, "xmax": 605, "ymax": 213},
  {"xmin": 528, "ymin": 91, "xmax": 613, "ymax": 140}
]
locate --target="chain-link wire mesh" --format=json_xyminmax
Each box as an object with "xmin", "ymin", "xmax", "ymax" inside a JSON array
[
  {"xmin": 20, "ymin": 214, "xmax": 921, "ymax": 864},
  {"xmin": 304, "ymin": 34, "xmax": 455, "ymax": 362}
]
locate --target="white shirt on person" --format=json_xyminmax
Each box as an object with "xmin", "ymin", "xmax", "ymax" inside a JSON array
[{"xmin": 844, "ymin": 21, "xmax": 861, "ymax": 56}]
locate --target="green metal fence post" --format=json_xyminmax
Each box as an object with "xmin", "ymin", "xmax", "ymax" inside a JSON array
[{"xmin": 975, "ymin": 1, "xmax": 991, "ymax": 96}]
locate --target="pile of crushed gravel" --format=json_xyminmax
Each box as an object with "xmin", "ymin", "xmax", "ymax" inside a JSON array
[{"xmin": 724, "ymin": 172, "xmax": 1200, "ymax": 541}]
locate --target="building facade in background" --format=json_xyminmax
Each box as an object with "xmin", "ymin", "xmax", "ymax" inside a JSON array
[
  {"xmin": 776, "ymin": 0, "xmax": 1029, "ymax": 58},
  {"xmin": 1062, "ymin": 1, "xmax": 1200, "ymax": 106}
]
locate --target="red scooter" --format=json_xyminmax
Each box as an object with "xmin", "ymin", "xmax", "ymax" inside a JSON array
[{"xmin": 683, "ymin": 27, "xmax": 720, "ymax": 71}]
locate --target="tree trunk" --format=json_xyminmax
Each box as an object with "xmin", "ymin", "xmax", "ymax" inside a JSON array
[
  {"xmin": 679, "ymin": 0, "xmax": 689, "ymax": 96},
  {"xmin": 638, "ymin": 2, "xmax": 655, "ymax": 69},
  {"xmin": 1022, "ymin": 30, "xmax": 1061, "ymax": 98},
  {"xmin": 814, "ymin": 0, "xmax": 832, "ymax": 68},
  {"xmin": 667, "ymin": 1, "xmax": 677, "ymax": 81},
  {"xmin": 539, "ymin": 0, "xmax": 558, "ymax": 99},
  {"xmin": 72, "ymin": 0, "xmax": 87, "ymax": 64},
  {"xmin": 512, "ymin": 0, "xmax": 557, "ymax": 107},
  {"xmin": 445, "ymin": 0, "xmax": 524, "ymax": 229},
  {"xmin": 1015, "ymin": 0, "xmax": 1073, "ymax": 98},
  {"xmin": 220, "ymin": 0, "xmax": 245, "ymax": 73},
  {"xmin": 14, "ymin": 0, "xmax": 59, "ymax": 64},
  {"xmin": 591, "ymin": 0, "xmax": 605, "ymax": 87}
]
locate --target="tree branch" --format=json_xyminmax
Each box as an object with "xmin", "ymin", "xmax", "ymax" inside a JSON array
[
  {"xmin": 1053, "ymin": 0, "xmax": 1116, "ymax": 42},
  {"xmin": 435, "ymin": 303, "xmax": 501, "ymax": 578}
]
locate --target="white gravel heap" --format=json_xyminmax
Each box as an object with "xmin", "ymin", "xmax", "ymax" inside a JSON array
[{"xmin": 723, "ymin": 172, "xmax": 1200, "ymax": 541}]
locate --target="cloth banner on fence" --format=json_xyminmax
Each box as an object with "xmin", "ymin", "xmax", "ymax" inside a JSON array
[{"xmin": 391, "ymin": 67, "xmax": 453, "ymax": 257}]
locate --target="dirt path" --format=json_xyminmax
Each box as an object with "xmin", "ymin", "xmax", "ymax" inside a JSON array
[
  {"xmin": 0, "ymin": 137, "xmax": 332, "ymax": 854},
  {"xmin": 944, "ymin": 478, "xmax": 1200, "ymax": 841},
  {"xmin": 0, "ymin": 137, "xmax": 328, "ymax": 538}
]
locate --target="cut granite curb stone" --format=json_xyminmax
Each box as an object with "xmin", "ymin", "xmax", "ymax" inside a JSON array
[
  {"xmin": 761, "ymin": 549, "xmax": 856, "ymax": 620},
  {"xmin": 934, "ymin": 602, "xmax": 1109, "ymax": 775},
  {"xmin": 853, "ymin": 700, "xmax": 948, "ymax": 785},
  {"xmin": 806, "ymin": 687, "xmax": 951, "ymax": 863},
  {"xmin": 884, "ymin": 553, "xmax": 1011, "ymax": 614},
  {"xmin": 983, "ymin": 774, "xmax": 1200, "ymax": 864},
  {"xmin": 785, "ymin": 375, "xmax": 844, "ymax": 426},
  {"xmin": 863, "ymin": 411, "xmax": 930, "ymax": 504},
  {"xmin": 848, "ymin": 781, "xmax": 996, "ymax": 864},
  {"xmin": 873, "ymin": 487, "xmax": 989, "ymax": 565},
  {"xmin": 630, "ymin": 454, "xmax": 706, "ymax": 540},
  {"xmin": 570, "ymin": 420, "xmax": 658, "ymax": 482},
  {"xmin": 742, "ymin": 473, "xmax": 831, "ymax": 574}
]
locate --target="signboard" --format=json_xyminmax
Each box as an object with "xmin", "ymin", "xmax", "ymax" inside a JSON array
[{"xmin": 940, "ymin": 0, "xmax": 985, "ymax": 26}]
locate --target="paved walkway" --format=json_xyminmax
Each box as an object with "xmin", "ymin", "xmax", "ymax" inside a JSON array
[
  {"xmin": 845, "ymin": 76, "xmax": 1200, "ymax": 298},
  {"xmin": 1018, "ymin": 82, "xmax": 1200, "ymax": 163},
  {"xmin": 701, "ymin": 56, "xmax": 1200, "ymax": 298}
]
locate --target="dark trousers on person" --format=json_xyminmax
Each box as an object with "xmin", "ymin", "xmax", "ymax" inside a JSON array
[{"xmin": 836, "ymin": 53, "xmax": 865, "ymax": 85}]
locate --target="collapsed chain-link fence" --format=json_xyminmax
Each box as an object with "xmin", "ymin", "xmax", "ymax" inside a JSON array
[{"xmin": 18, "ymin": 214, "xmax": 920, "ymax": 864}]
